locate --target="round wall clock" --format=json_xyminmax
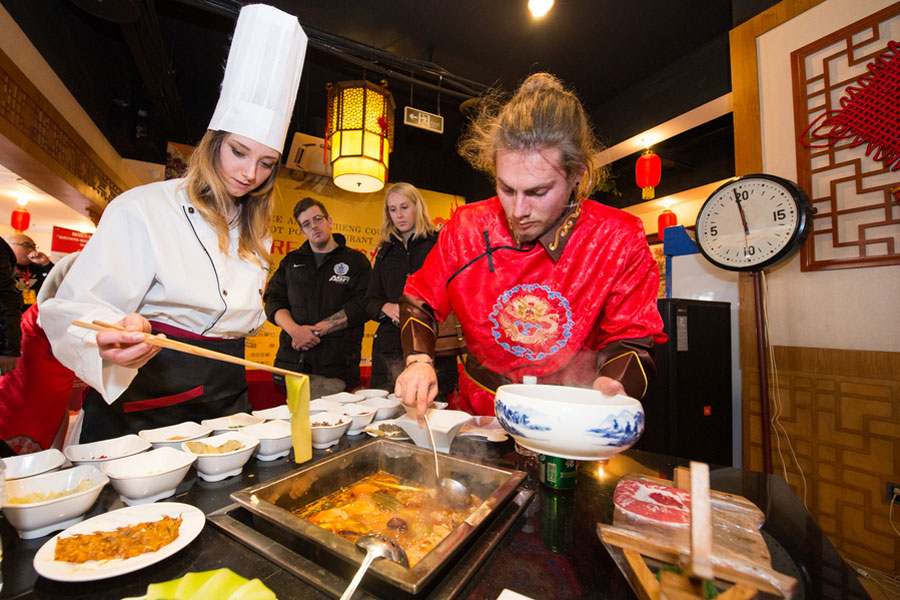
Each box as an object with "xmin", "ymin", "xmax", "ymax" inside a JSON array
[{"xmin": 695, "ymin": 174, "xmax": 814, "ymax": 271}]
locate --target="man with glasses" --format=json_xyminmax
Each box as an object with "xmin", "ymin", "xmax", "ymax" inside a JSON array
[
  {"xmin": 6, "ymin": 234, "xmax": 53, "ymax": 311},
  {"xmin": 264, "ymin": 197, "xmax": 371, "ymax": 397}
]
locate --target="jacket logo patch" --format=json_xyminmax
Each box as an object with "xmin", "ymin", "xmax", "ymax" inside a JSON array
[
  {"xmin": 489, "ymin": 283, "xmax": 573, "ymax": 361},
  {"xmin": 329, "ymin": 262, "xmax": 351, "ymax": 284}
]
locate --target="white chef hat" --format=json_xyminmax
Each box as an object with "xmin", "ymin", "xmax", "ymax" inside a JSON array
[{"xmin": 208, "ymin": 4, "xmax": 307, "ymax": 153}]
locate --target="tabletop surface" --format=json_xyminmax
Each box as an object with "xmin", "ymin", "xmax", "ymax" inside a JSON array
[{"xmin": 0, "ymin": 433, "xmax": 871, "ymax": 600}]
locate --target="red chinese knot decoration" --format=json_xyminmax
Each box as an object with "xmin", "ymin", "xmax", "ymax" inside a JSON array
[
  {"xmin": 801, "ymin": 40, "xmax": 900, "ymax": 170},
  {"xmin": 11, "ymin": 206, "xmax": 30, "ymax": 232},
  {"xmin": 636, "ymin": 150, "xmax": 661, "ymax": 200}
]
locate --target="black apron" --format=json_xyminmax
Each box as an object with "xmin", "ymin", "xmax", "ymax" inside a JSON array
[{"xmin": 80, "ymin": 323, "xmax": 249, "ymax": 443}]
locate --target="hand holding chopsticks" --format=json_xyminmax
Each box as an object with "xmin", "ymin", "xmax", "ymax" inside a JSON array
[{"xmin": 73, "ymin": 318, "xmax": 305, "ymax": 379}]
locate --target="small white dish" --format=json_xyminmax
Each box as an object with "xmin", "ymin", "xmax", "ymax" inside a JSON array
[
  {"xmin": 2, "ymin": 465, "xmax": 108, "ymax": 539},
  {"xmin": 309, "ymin": 399, "xmax": 342, "ymax": 414},
  {"xmin": 353, "ymin": 388, "xmax": 389, "ymax": 399},
  {"xmin": 359, "ymin": 396, "xmax": 403, "ymax": 421},
  {"xmin": 251, "ymin": 404, "xmax": 291, "ymax": 421},
  {"xmin": 459, "ymin": 415, "xmax": 509, "ymax": 442},
  {"xmin": 65, "ymin": 434, "xmax": 151, "ymax": 466},
  {"xmin": 395, "ymin": 409, "xmax": 472, "ymax": 453},
  {"xmin": 363, "ymin": 419, "xmax": 409, "ymax": 440},
  {"xmin": 318, "ymin": 391, "xmax": 366, "ymax": 404},
  {"xmin": 200, "ymin": 413, "xmax": 265, "ymax": 435},
  {"xmin": 180, "ymin": 432, "xmax": 258, "ymax": 482},
  {"xmin": 2, "ymin": 449, "xmax": 66, "ymax": 480},
  {"xmin": 240, "ymin": 420, "xmax": 292, "ymax": 461},
  {"xmin": 432, "ymin": 401, "xmax": 449, "ymax": 410},
  {"xmin": 101, "ymin": 447, "xmax": 196, "ymax": 506},
  {"xmin": 138, "ymin": 422, "xmax": 212, "ymax": 450},
  {"xmin": 310, "ymin": 413, "xmax": 352, "ymax": 449},
  {"xmin": 326, "ymin": 403, "xmax": 376, "ymax": 436}
]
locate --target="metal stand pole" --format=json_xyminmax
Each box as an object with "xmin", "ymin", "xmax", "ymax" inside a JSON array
[{"xmin": 753, "ymin": 270, "xmax": 773, "ymax": 474}]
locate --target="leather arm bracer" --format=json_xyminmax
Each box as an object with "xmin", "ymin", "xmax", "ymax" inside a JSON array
[
  {"xmin": 596, "ymin": 337, "xmax": 657, "ymax": 399},
  {"xmin": 400, "ymin": 294, "xmax": 438, "ymax": 360}
]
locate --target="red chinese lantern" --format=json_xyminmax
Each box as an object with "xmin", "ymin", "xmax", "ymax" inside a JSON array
[
  {"xmin": 635, "ymin": 150, "xmax": 661, "ymax": 200},
  {"xmin": 657, "ymin": 209, "xmax": 677, "ymax": 242},
  {"xmin": 11, "ymin": 206, "xmax": 30, "ymax": 232}
]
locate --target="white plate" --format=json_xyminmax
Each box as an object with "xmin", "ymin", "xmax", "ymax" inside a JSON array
[{"xmin": 33, "ymin": 502, "xmax": 205, "ymax": 582}]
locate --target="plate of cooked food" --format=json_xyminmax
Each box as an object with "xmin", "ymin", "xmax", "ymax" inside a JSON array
[{"xmin": 33, "ymin": 502, "xmax": 205, "ymax": 582}]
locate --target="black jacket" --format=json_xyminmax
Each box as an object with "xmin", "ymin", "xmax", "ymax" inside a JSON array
[
  {"xmin": 0, "ymin": 239, "xmax": 21, "ymax": 357},
  {"xmin": 264, "ymin": 233, "xmax": 371, "ymax": 387},
  {"xmin": 365, "ymin": 232, "xmax": 437, "ymax": 351}
]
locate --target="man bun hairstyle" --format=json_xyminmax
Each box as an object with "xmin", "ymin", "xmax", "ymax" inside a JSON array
[{"xmin": 458, "ymin": 72, "xmax": 607, "ymax": 198}]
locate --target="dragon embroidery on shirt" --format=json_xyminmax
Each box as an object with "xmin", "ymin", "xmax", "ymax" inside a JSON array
[{"xmin": 489, "ymin": 283, "xmax": 573, "ymax": 361}]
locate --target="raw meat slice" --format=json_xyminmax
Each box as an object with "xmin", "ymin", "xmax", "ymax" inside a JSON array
[{"xmin": 613, "ymin": 478, "xmax": 692, "ymax": 526}]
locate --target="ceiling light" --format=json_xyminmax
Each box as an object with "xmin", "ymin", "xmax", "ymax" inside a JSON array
[{"xmin": 528, "ymin": 0, "xmax": 554, "ymax": 19}]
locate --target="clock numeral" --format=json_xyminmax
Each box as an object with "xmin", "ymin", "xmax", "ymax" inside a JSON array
[
  {"xmin": 744, "ymin": 245, "xmax": 756, "ymax": 257},
  {"xmin": 710, "ymin": 225, "xmax": 718, "ymax": 236},
  {"xmin": 772, "ymin": 208, "xmax": 786, "ymax": 221}
]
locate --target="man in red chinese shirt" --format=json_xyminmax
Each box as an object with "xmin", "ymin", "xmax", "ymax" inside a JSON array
[{"xmin": 396, "ymin": 73, "xmax": 667, "ymax": 419}]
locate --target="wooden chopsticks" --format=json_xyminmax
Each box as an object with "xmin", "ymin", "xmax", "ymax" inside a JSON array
[{"xmin": 72, "ymin": 319, "xmax": 305, "ymax": 379}]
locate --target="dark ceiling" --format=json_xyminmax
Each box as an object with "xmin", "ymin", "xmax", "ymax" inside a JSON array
[{"xmin": 4, "ymin": 0, "xmax": 779, "ymax": 203}]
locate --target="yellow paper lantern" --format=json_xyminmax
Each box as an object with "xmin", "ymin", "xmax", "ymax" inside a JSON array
[{"xmin": 325, "ymin": 80, "xmax": 395, "ymax": 193}]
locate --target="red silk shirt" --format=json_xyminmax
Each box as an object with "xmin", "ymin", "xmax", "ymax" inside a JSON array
[{"xmin": 404, "ymin": 197, "xmax": 666, "ymax": 415}]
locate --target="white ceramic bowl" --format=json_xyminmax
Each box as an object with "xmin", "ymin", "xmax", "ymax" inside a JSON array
[
  {"xmin": 309, "ymin": 413, "xmax": 352, "ymax": 449},
  {"xmin": 2, "ymin": 465, "xmax": 108, "ymax": 539},
  {"xmin": 2, "ymin": 449, "xmax": 66, "ymax": 480},
  {"xmin": 309, "ymin": 399, "xmax": 341, "ymax": 414},
  {"xmin": 394, "ymin": 409, "xmax": 472, "ymax": 453},
  {"xmin": 326, "ymin": 403, "xmax": 376, "ymax": 436},
  {"xmin": 65, "ymin": 434, "xmax": 151, "ymax": 466},
  {"xmin": 101, "ymin": 447, "xmax": 196, "ymax": 506},
  {"xmin": 353, "ymin": 388, "xmax": 389, "ymax": 399},
  {"xmin": 319, "ymin": 391, "xmax": 366, "ymax": 404},
  {"xmin": 432, "ymin": 401, "xmax": 449, "ymax": 410},
  {"xmin": 181, "ymin": 432, "xmax": 258, "ymax": 482},
  {"xmin": 359, "ymin": 396, "xmax": 403, "ymax": 421},
  {"xmin": 138, "ymin": 421, "xmax": 213, "ymax": 449},
  {"xmin": 240, "ymin": 420, "xmax": 292, "ymax": 461},
  {"xmin": 200, "ymin": 413, "xmax": 265, "ymax": 435},
  {"xmin": 251, "ymin": 404, "xmax": 291, "ymax": 421},
  {"xmin": 494, "ymin": 384, "xmax": 645, "ymax": 460}
]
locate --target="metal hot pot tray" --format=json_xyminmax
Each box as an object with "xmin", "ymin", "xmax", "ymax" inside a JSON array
[{"xmin": 214, "ymin": 438, "xmax": 530, "ymax": 598}]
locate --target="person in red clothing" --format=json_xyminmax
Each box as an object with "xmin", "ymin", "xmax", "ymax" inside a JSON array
[
  {"xmin": 0, "ymin": 253, "xmax": 79, "ymax": 453},
  {"xmin": 395, "ymin": 73, "xmax": 667, "ymax": 419}
]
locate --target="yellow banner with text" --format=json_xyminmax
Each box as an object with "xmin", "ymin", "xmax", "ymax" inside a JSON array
[{"xmin": 244, "ymin": 171, "xmax": 463, "ymax": 368}]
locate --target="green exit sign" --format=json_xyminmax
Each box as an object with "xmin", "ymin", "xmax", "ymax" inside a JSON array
[{"xmin": 403, "ymin": 106, "xmax": 444, "ymax": 134}]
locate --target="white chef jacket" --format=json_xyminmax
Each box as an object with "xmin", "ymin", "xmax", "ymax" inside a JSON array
[{"xmin": 40, "ymin": 178, "xmax": 269, "ymax": 403}]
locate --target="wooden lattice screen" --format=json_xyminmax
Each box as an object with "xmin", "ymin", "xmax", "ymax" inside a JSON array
[{"xmin": 790, "ymin": 3, "xmax": 900, "ymax": 271}]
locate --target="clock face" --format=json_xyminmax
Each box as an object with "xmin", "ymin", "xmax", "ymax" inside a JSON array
[{"xmin": 696, "ymin": 175, "xmax": 812, "ymax": 271}]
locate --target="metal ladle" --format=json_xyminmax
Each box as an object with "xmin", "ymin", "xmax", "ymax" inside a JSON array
[
  {"xmin": 423, "ymin": 413, "xmax": 471, "ymax": 509},
  {"xmin": 339, "ymin": 534, "xmax": 409, "ymax": 600}
]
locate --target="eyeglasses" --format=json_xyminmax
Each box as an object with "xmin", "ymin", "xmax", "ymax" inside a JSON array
[
  {"xmin": 9, "ymin": 242, "xmax": 36, "ymax": 250},
  {"xmin": 299, "ymin": 214, "xmax": 327, "ymax": 230}
]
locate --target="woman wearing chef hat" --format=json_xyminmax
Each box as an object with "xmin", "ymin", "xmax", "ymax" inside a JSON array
[{"xmin": 40, "ymin": 5, "xmax": 307, "ymax": 443}]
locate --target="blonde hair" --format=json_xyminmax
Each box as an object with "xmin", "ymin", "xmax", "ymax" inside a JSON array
[
  {"xmin": 181, "ymin": 130, "xmax": 276, "ymax": 268},
  {"xmin": 378, "ymin": 182, "xmax": 435, "ymax": 244},
  {"xmin": 458, "ymin": 72, "xmax": 606, "ymax": 198}
]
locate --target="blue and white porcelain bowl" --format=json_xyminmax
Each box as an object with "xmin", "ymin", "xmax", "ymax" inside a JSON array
[{"xmin": 494, "ymin": 384, "xmax": 644, "ymax": 461}]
